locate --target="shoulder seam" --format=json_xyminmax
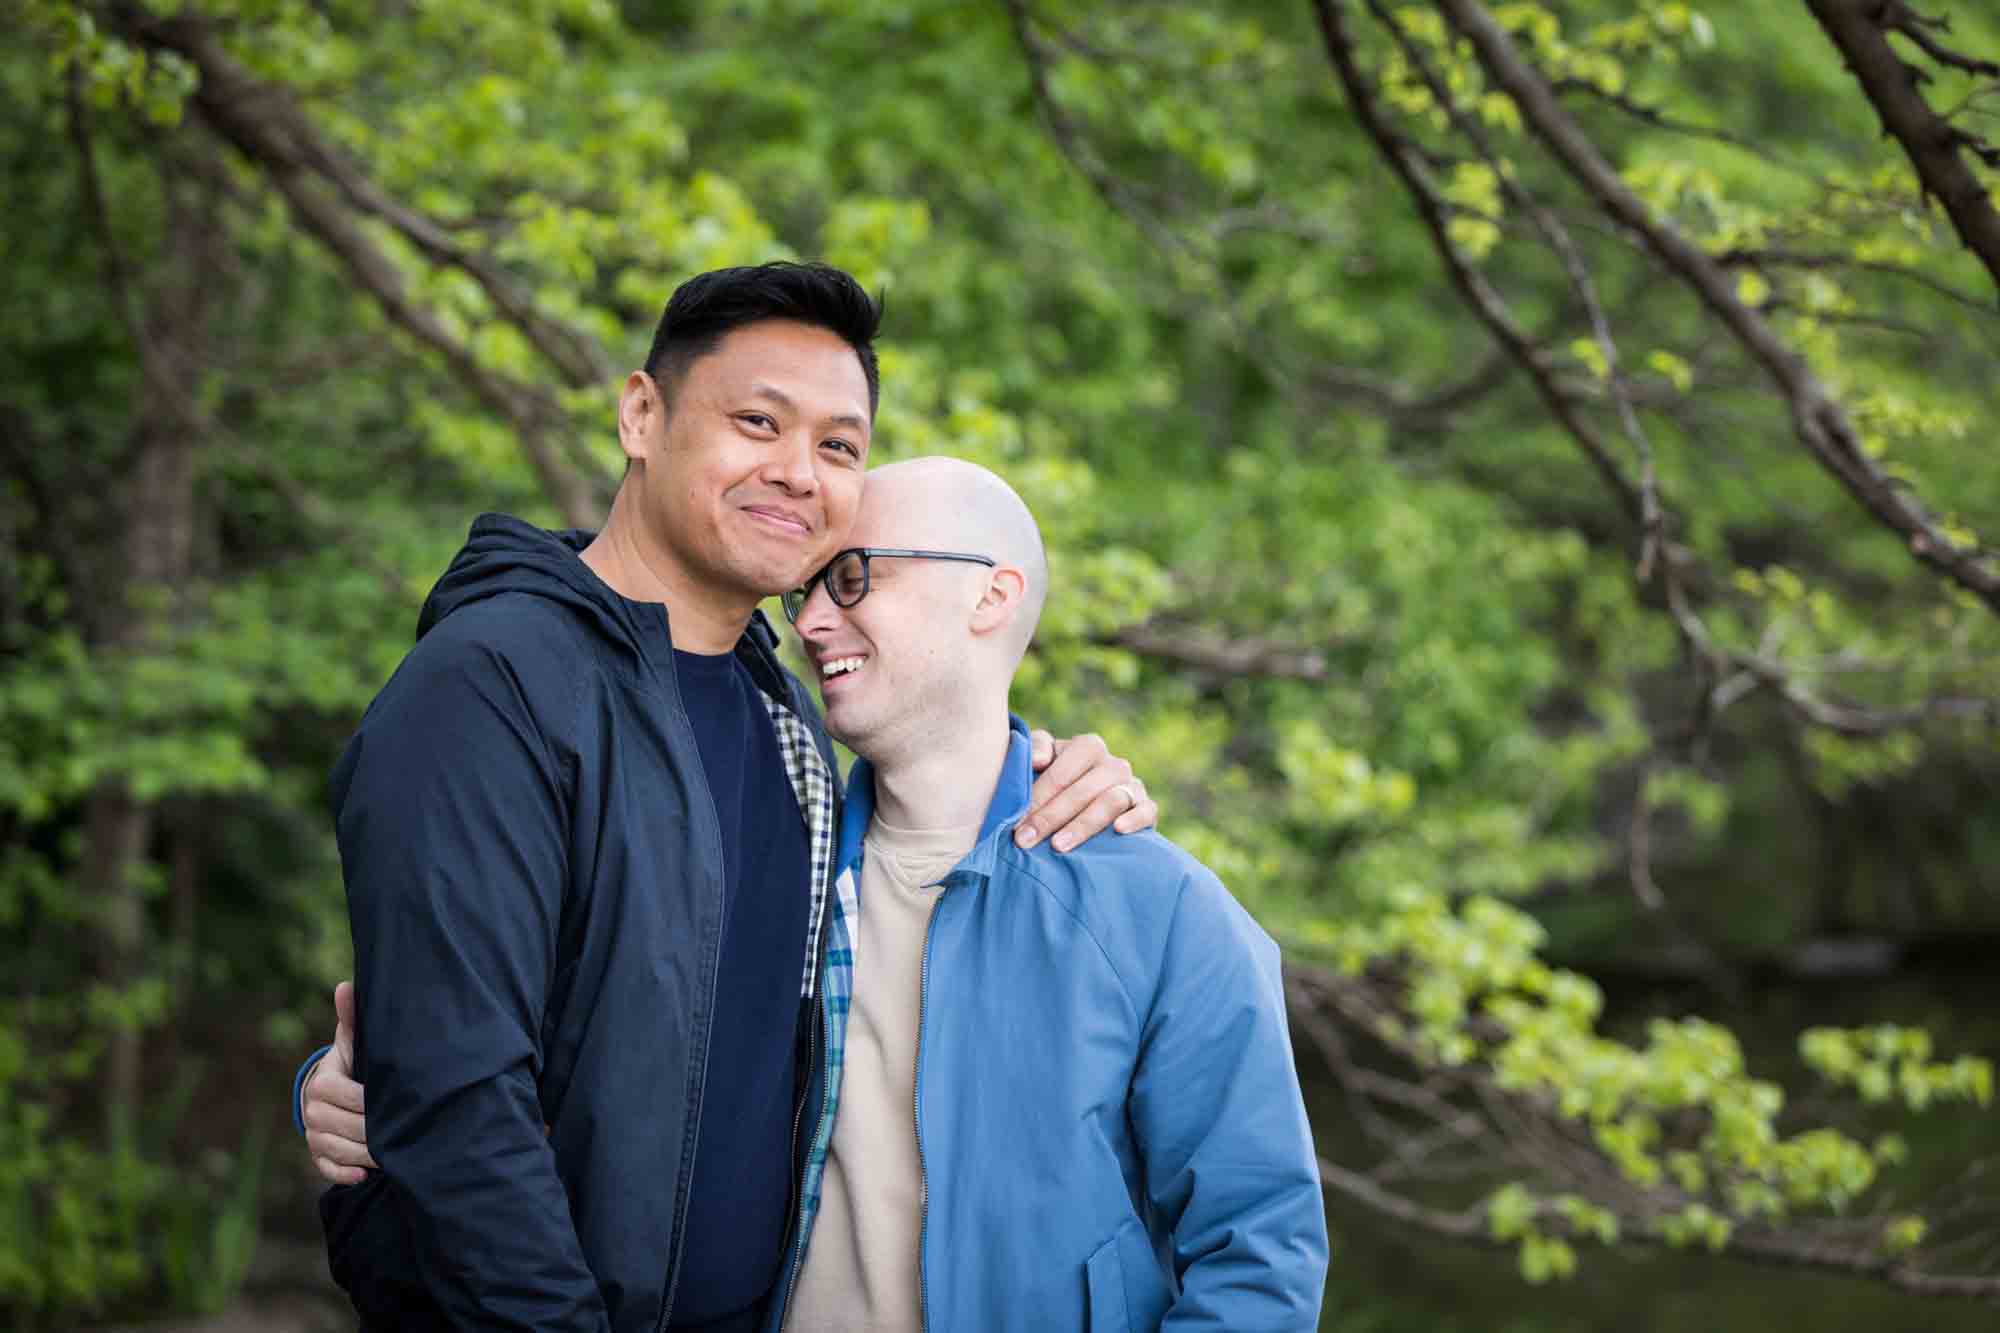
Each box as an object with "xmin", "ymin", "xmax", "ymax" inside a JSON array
[{"xmin": 999, "ymin": 849, "xmax": 1187, "ymax": 1025}]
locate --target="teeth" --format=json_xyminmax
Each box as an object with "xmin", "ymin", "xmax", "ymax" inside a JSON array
[{"xmin": 821, "ymin": 656, "xmax": 866, "ymax": 678}]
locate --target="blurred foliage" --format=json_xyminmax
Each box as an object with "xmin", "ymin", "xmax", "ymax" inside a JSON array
[{"xmin": 2, "ymin": 0, "xmax": 1998, "ymax": 1325}]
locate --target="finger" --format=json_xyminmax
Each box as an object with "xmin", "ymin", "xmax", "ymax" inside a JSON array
[
  {"xmin": 307, "ymin": 1128, "xmax": 379, "ymax": 1173},
  {"xmin": 1112, "ymin": 780, "xmax": 1157, "ymax": 834},
  {"xmin": 1046, "ymin": 778, "xmax": 1145, "ymax": 853},
  {"xmin": 303, "ymin": 1101, "xmax": 369, "ymax": 1147},
  {"xmin": 306, "ymin": 1120, "xmax": 380, "ymax": 1171},
  {"xmin": 1023, "ymin": 733, "xmax": 1108, "ymax": 817},
  {"xmin": 333, "ymin": 979, "xmax": 357, "ymax": 1069},
  {"xmin": 1016, "ymin": 733, "xmax": 1115, "ymax": 849},
  {"xmin": 1028, "ymin": 728, "xmax": 1056, "ymax": 772},
  {"xmin": 313, "ymin": 1155, "xmax": 368, "ymax": 1187},
  {"xmin": 310, "ymin": 1064, "xmax": 367, "ymax": 1116},
  {"xmin": 330, "ymin": 1025, "xmax": 355, "ymax": 1077},
  {"xmin": 308, "ymin": 1136, "xmax": 377, "ymax": 1172},
  {"xmin": 1112, "ymin": 796, "xmax": 1158, "ymax": 835},
  {"xmin": 1016, "ymin": 736, "xmax": 1128, "ymax": 840}
]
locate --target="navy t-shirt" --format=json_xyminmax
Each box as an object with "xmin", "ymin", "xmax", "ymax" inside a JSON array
[{"xmin": 669, "ymin": 648, "xmax": 814, "ymax": 1330}]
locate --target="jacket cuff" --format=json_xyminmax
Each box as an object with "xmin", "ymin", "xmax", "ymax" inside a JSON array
[{"xmin": 291, "ymin": 1044, "xmax": 332, "ymax": 1135}]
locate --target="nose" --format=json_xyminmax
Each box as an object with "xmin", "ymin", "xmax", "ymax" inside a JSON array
[
  {"xmin": 762, "ymin": 431, "xmax": 819, "ymax": 496},
  {"xmin": 792, "ymin": 577, "xmax": 844, "ymax": 642}
]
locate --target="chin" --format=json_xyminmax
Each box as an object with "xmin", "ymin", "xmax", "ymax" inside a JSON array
[
  {"xmin": 820, "ymin": 704, "xmax": 873, "ymax": 754},
  {"xmin": 723, "ymin": 558, "xmax": 812, "ymax": 602}
]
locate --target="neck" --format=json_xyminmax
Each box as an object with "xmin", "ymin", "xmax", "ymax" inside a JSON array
[
  {"xmin": 580, "ymin": 484, "xmax": 754, "ymax": 654},
  {"xmin": 868, "ymin": 699, "xmax": 1012, "ymax": 832}
]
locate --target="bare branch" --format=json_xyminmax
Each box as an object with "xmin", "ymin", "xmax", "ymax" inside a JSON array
[
  {"xmin": 1883, "ymin": 3, "xmax": 2000, "ymax": 80},
  {"xmin": 264, "ymin": 100, "xmax": 619, "ymax": 390},
  {"xmin": 1309, "ymin": 0, "xmax": 1651, "ymax": 532},
  {"xmin": 1001, "ymin": 0, "xmax": 1191, "ymax": 261},
  {"xmin": 1307, "ymin": 0, "xmax": 2000, "ymax": 752},
  {"xmin": 1550, "ymin": 77, "xmax": 1823, "ymax": 179},
  {"xmin": 1286, "ymin": 961, "xmax": 2000, "ymax": 1301},
  {"xmin": 1319, "ymin": 1148, "xmax": 2000, "ymax": 1300},
  {"xmin": 1432, "ymin": 0, "xmax": 2000, "ymax": 615},
  {"xmin": 1107, "ymin": 621, "xmax": 1333, "ymax": 681},
  {"xmin": 1364, "ymin": 0, "xmax": 1671, "ymax": 580},
  {"xmin": 1803, "ymin": 0, "xmax": 2000, "ymax": 296},
  {"xmin": 1715, "ymin": 245, "xmax": 1999, "ymax": 316}
]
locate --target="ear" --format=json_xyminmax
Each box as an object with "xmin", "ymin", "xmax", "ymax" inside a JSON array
[
  {"xmin": 968, "ymin": 565, "xmax": 1028, "ymax": 640},
  {"xmin": 616, "ymin": 371, "xmax": 666, "ymax": 465}
]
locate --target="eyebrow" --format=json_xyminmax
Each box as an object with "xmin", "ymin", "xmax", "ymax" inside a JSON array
[{"xmin": 749, "ymin": 382, "xmax": 869, "ymax": 434}]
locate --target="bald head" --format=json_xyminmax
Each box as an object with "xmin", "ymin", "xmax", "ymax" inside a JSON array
[{"xmin": 860, "ymin": 457, "xmax": 1048, "ymax": 660}]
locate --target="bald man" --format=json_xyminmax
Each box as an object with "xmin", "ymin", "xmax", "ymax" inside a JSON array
[
  {"xmin": 768, "ymin": 458, "xmax": 1326, "ymax": 1330},
  {"xmin": 300, "ymin": 458, "xmax": 1327, "ymax": 1330}
]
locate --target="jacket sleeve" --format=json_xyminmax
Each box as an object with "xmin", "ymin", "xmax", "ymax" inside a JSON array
[
  {"xmin": 335, "ymin": 634, "xmax": 609, "ymax": 1331},
  {"xmin": 1129, "ymin": 869, "xmax": 1330, "ymax": 1330},
  {"xmin": 291, "ymin": 1045, "xmax": 331, "ymax": 1134}
]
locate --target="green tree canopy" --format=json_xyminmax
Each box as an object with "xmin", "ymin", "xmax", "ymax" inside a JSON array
[{"xmin": 3, "ymin": 0, "xmax": 1997, "ymax": 1325}]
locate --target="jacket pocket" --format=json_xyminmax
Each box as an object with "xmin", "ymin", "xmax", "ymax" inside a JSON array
[{"xmin": 1086, "ymin": 1216, "xmax": 1172, "ymax": 1332}]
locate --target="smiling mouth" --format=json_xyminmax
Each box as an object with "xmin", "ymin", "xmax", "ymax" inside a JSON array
[
  {"xmin": 744, "ymin": 506, "xmax": 810, "ymax": 536},
  {"xmin": 820, "ymin": 655, "xmax": 867, "ymax": 679}
]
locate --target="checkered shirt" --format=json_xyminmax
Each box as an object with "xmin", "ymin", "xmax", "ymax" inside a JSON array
[
  {"xmin": 787, "ymin": 857, "xmax": 858, "ymax": 1256},
  {"xmin": 759, "ymin": 693, "xmax": 839, "ymax": 999},
  {"xmin": 760, "ymin": 693, "xmax": 858, "ymax": 1305}
]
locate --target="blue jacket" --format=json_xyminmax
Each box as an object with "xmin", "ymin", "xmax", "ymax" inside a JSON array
[
  {"xmin": 323, "ymin": 514, "xmax": 839, "ymax": 1332},
  {"xmin": 770, "ymin": 723, "xmax": 1327, "ymax": 1331}
]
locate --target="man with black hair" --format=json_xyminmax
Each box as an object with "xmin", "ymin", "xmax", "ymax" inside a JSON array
[{"xmin": 306, "ymin": 262, "xmax": 1154, "ymax": 1332}]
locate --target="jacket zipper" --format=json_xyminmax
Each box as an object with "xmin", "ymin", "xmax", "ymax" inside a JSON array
[
  {"xmin": 771, "ymin": 690, "xmax": 839, "ymax": 1330},
  {"xmin": 775, "ymin": 857, "xmax": 839, "ymax": 1325},
  {"xmin": 777, "ymin": 985, "xmax": 834, "ymax": 1320},
  {"xmin": 784, "ymin": 1000, "xmax": 818, "ymax": 1227},
  {"xmin": 655, "ymin": 707, "xmax": 730, "ymax": 1333},
  {"xmin": 913, "ymin": 877, "xmax": 948, "ymax": 1333}
]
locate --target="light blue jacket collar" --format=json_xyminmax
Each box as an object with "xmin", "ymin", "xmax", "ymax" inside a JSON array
[{"xmin": 833, "ymin": 715, "xmax": 1034, "ymax": 880}]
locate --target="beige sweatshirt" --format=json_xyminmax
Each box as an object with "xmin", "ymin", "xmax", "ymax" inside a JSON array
[{"xmin": 783, "ymin": 813, "xmax": 980, "ymax": 1333}]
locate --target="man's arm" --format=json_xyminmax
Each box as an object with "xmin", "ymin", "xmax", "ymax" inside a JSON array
[
  {"xmin": 1129, "ymin": 870, "xmax": 1329, "ymax": 1329},
  {"xmin": 300, "ymin": 728, "xmax": 1160, "ymax": 1160},
  {"xmin": 299, "ymin": 725, "xmax": 1161, "ymax": 1178},
  {"xmin": 336, "ymin": 637, "xmax": 607, "ymax": 1331}
]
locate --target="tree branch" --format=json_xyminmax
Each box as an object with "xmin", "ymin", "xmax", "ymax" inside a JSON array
[
  {"xmin": 1286, "ymin": 961, "xmax": 2000, "ymax": 1302},
  {"xmin": 1366, "ymin": 0, "xmax": 1671, "ymax": 580},
  {"xmin": 1107, "ymin": 621, "xmax": 1333, "ymax": 681},
  {"xmin": 1318, "ymin": 1149, "xmax": 2000, "ymax": 1299},
  {"xmin": 1804, "ymin": 0, "xmax": 2000, "ymax": 298},
  {"xmin": 1714, "ymin": 245, "xmax": 1999, "ymax": 316},
  {"xmin": 1431, "ymin": 0, "xmax": 2000, "ymax": 616},
  {"xmin": 1309, "ymin": 0, "xmax": 1651, "ymax": 532},
  {"xmin": 114, "ymin": 10, "xmax": 604, "ymax": 528},
  {"xmin": 1310, "ymin": 0, "xmax": 2000, "ymax": 750},
  {"xmin": 1882, "ymin": 3, "xmax": 2000, "ymax": 81}
]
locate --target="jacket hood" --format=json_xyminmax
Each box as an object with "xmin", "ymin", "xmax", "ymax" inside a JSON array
[
  {"xmin": 415, "ymin": 512, "xmax": 789, "ymax": 691},
  {"xmin": 417, "ymin": 513, "xmax": 640, "ymax": 645}
]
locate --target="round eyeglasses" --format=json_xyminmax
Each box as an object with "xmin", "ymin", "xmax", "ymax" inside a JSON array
[{"xmin": 781, "ymin": 547, "xmax": 996, "ymax": 623}]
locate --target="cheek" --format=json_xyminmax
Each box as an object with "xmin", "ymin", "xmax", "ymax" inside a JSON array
[{"xmin": 821, "ymin": 475, "xmax": 864, "ymax": 534}]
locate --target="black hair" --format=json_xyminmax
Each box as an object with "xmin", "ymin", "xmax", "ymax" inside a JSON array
[{"xmin": 642, "ymin": 261, "xmax": 882, "ymax": 416}]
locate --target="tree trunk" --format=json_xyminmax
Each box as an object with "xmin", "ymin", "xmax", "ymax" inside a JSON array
[{"xmin": 79, "ymin": 142, "xmax": 208, "ymax": 1145}]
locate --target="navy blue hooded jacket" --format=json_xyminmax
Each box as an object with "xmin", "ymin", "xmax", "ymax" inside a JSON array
[{"xmin": 327, "ymin": 514, "xmax": 837, "ymax": 1331}]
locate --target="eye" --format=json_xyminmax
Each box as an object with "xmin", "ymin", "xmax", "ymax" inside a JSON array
[
  {"xmin": 829, "ymin": 555, "xmax": 867, "ymax": 600},
  {"xmin": 822, "ymin": 438, "xmax": 861, "ymax": 460},
  {"xmin": 737, "ymin": 412, "xmax": 777, "ymax": 433}
]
